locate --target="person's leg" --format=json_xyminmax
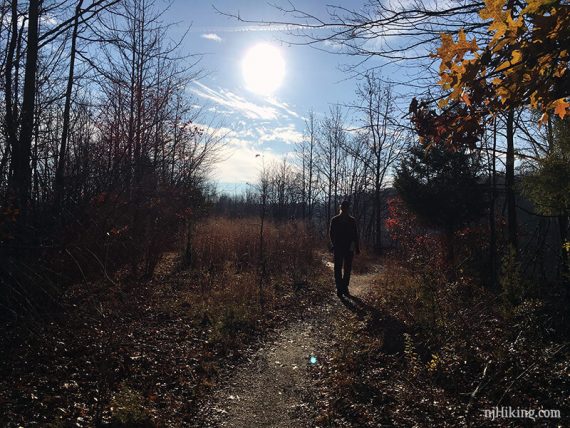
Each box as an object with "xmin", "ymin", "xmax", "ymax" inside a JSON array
[
  {"xmin": 343, "ymin": 251, "xmax": 354, "ymax": 293},
  {"xmin": 333, "ymin": 250, "xmax": 344, "ymax": 294}
]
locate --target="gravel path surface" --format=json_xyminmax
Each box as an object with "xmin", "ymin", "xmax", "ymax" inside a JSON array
[{"xmin": 197, "ymin": 260, "xmax": 379, "ymax": 427}]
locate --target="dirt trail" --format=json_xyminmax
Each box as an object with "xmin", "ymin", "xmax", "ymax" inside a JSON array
[{"xmin": 197, "ymin": 260, "xmax": 381, "ymax": 427}]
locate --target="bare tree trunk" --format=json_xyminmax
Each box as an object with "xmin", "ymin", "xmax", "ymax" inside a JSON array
[
  {"xmin": 375, "ymin": 161, "xmax": 382, "ymax": 253},
  {"xmin": 9, "ymin": 0, "xmax": 40, "ymax": 230},
  {"xmin": 3, "ymin": 0, "xmax": 19, "ymax": 186},
  {"xmin": 307, "ymin": 113, "xmax": 315, "ymax": 220},
  {"xmin": 54, "ymin": 0, "xmax": 84, "ymax": 211},
  {"xmin": 489, "ymin": 118, "xmax": 498, "ymax": 288},
  {"xmin": 558, "ymin": 214, "xmax": 569, "ymax": 286},
  {"xmin": 506, "ymin": 109, "xmax": 517, "ymax": 251}
]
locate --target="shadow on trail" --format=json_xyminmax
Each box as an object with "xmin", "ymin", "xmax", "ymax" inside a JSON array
[{"xmin": 340, "ymin": 294, "xmax": 406, "ymax": 355}]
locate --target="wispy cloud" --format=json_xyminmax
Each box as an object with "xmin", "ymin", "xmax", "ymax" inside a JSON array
[
  {"xmin": 213, "ymin": 138, "xmax": 284, "ymax": 183},
  {"xmin": 190, "ymin": 82, "xmax": 282, "ymax": 121},
  {"xmin": 201, "ymin": 33, "xmax": 223, "ymax": 42},
  {"xmin": 190, "ymin": 23, "xmax": 343, "ymax": 34},
  {"xmin": 265, "ymin": 97, "xmax": 300, "ymax": 119},
  {"xmin": 258, "ymin": 124, "xmax": 303, "ymax": 145},
  {"xmin": 189, "ymin": 82, "xmax": 304, "ymax": 186}
]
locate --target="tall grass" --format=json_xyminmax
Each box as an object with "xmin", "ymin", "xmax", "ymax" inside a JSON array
[
  {"xmin": 190, "ymin": 217, "xmax": 316, "ymax": 280},
  {"xmin": 174, "ymin": 217, "xmax": 322, "ymax": 349}
]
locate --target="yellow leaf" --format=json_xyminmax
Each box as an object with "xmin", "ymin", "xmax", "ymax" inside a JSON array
[
  {"xmin": 495, "ymin": 50, "xmax": 521, "ymax": 73},
  {"xmin": 480, "ymin": 0, "xmax": 506, "ymax": 21},
  {"xmin": 510, "ymin": 50, "xmax": 522, "ymax": 65},
  {"xmin": 458, "ymin": 29, "xmax": 467, "ymax": 46},
  {"xmin": 496, "ymin": 60, "xmax": 510, "ymax": 72},
  {"xmin": 488, "ymin": 19, "xmax": 508, "ymax": 40},
  {"xmin": 553, "ymin": 66, "xmax": 567, "ymax": 78},
  {"xmin": 437, "ymin": 33, "xmax": 455, "ymax": 63},
  {"xmin": 522, "ymin": 0, "xmax": 557, "ymax": 15},
  {"xmin": 496, "ymin": 86, "xmax": 510, "ymax": 103},
  {"xmin": 506, "ymin": 13, "xmax": 523, "ymax": 33},
  {"xmin": 450, "ymin": 86, "xmax": 462, "ymax": 100},
  {"xmin": 529, "ymin": 91, "xmax": 539, "ymax": 108},
  {"xmin": 492, "ymin": 38, "xmax": 509, "ymax": 53},
  {"xmin": 522, "ymin": 72, "xmax": 532, "ymax": 82}
]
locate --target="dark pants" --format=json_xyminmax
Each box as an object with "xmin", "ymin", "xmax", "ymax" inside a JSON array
[{"xmin": 334, "ymin": 249, "xmax": 354, "ymax": 292}]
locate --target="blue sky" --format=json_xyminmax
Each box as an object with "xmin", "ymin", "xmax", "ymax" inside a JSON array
[{"xmin": 162, "ymin": 1, "xmax": 401, "ymax": 192}]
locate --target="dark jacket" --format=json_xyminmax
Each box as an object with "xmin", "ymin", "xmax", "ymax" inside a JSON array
[{"xmin": 329, "ymin": 213, "xmax": 360, "ymax": 253}]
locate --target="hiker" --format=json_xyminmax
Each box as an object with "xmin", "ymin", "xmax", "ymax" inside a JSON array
[{"xmin": 329, "ymin": 200, "xmax": 360, "ymax": 297}]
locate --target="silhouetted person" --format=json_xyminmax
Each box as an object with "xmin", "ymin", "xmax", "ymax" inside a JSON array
[{"xmin": 329, "ymin": 200, "xmax": 360, "ymax": 297}]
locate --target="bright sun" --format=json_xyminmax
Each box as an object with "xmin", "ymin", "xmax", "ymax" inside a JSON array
[{"xmin": 242, "ymin": 43, "xmax": 285, "ymax": 96}]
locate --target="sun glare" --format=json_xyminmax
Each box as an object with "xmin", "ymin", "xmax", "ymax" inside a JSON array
[{"xmin": 242, "ymin": 43, "xmax": 285, "ymax": 96}]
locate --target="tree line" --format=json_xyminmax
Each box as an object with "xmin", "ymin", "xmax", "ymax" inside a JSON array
[
  {"xmin": 1, "ymin": 0, "xmax": 568, "ymax": 316},
  {"xmin": 218, "ymin": 0, "xmax": 569, "ymax": 291},
  {"xmin": 0, "ymin": 0, "xmax": 222, "ymax": 316}
]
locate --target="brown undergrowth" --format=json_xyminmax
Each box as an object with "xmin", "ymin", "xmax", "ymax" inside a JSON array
[
  {"xmin": 313, "ymin": 256, "xmax": 569, "ymax": 427},
  {"xmin": 0, "ymin": 217, "xmax": 330, "ymax": 427}
]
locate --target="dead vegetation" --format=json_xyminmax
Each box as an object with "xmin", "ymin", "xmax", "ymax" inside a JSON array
[
  {"xmin": 0, "ymin": 217, "xmax": 329, "ymax": 427},
  {"xmin": 312, "ymin": 257, "xmax": 569, "ymax": 427}
]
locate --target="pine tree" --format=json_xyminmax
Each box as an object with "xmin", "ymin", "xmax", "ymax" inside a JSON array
[{"xmin": 394, "ymin": 143, "xmax": 487, "ymax": 265}]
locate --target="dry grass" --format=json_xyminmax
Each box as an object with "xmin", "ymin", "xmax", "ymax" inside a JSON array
[
  {"xmin": 315, "ymin": 256, "xmax": 570, "ymax": 426},
  {"xmin": 178, "ymin": 217, "xmax": 323, "ymax": 349},
  {"xmin": 0, "ymin": 216, "xmax": 330, "ymax": 426},
  {"xmin": 191, "ymin": 217, "xmax": 316, "ymax": 279}
]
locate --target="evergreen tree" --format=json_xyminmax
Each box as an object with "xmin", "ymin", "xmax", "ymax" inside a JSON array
[
  {"xmin": 394, "ymin": 143, "xmax": 487, "ymax": 265},
  {"xmin": 524, "ymin": 118, "xmax": 570, "ymax": 284}
]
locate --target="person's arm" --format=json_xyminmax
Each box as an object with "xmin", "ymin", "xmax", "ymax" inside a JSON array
[{"xmin": 329, "ymin": 217, "xmax": 336, "ymax": 249}]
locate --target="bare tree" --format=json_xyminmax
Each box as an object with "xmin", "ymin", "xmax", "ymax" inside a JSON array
[
  {"xmin": 297, "ymin": 110, "xmax": 318, "ymax": 220},
  {"xmin": 53, "ymin": 0, "xmax": 84, "ymax": 211},
  {"xmin": 219, "ymin": 1, "xmax": 487, "ymax": 89},
  {"xmin": 354, "ymin": 73, "xmax": 402, "ymax": 253},
  {"xmin": 317, "ymin": 105, "xmax": 347, "ymax": 225}
]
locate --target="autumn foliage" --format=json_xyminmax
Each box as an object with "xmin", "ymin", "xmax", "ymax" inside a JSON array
[
  {"xmin": 385, "ymin": 196, "xmax": 447, "ymax": 274},
  {"xmin": 436, "ymin": 0, "xmax": 569, "ymax": 123}
]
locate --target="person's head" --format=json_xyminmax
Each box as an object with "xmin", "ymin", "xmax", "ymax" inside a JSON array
[{"xmin": 340, "ymin": 200, "xmax": 350, "ymax": 214}]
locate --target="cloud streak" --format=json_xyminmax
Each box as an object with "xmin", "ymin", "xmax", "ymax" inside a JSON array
[
  {"xmin": 189, "ymin": 23, "xmax": 344, "ymax": 34},
  {"xmin": 213, "ymin": 138, "xmax": 285, "ymax": 183},
  {"xmin": 258, "ymin": 124, "xmax": 303, "ymax": 145},
  {"xmin": 190, "ymin": 82, "xmax": 301, "ymax": 122},
  {"xmin": 201, "ymin": 33, "xmax": 223, "ymax": 42},
  {"xmin": 188, "ymin": 83, "xmax": 304, "ymax": 186}
]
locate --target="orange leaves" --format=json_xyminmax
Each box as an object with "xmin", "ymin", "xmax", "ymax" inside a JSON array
[
  {"xmin": 436, "ymin": 30, "xmax": 478, "ymax": 68},
  {"xmin": 480, "ymin": 0, "xmax": 525, "ymax": 42},
  {"xmin": 436, "ymin": 33, "xmax": 456, "ymax": 65},
  {"xmin": 479, "ymin": 0, "xmax": 506, "ymax": 22},
  {"xmin": 553, "ymin": 98, "xmax": 570, "ymax": 119},
  {"xmin": 495, "ymin": 49, "xmax": 522, "ymax": 72},
  {"xmin": 435, "ymin": 30, "xmax": 480, "ymax": 102},
  {"xmin": 487, "ymin": 20, "xmax": 507, "ymax": 41},
  {"xmin": 537, "ymin": 96, "xmax": 568, "ymax": 124},
  {"xmin": 522, "ymin": 0, "xmax": 558, "ymax": 15},
  {"xmin": 433, "ymin": 0, "xmax": 570, "ymax": 126},
  {"xmin": 410, "ymin": 100, "xmax": 484, "ymax": 149}
]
